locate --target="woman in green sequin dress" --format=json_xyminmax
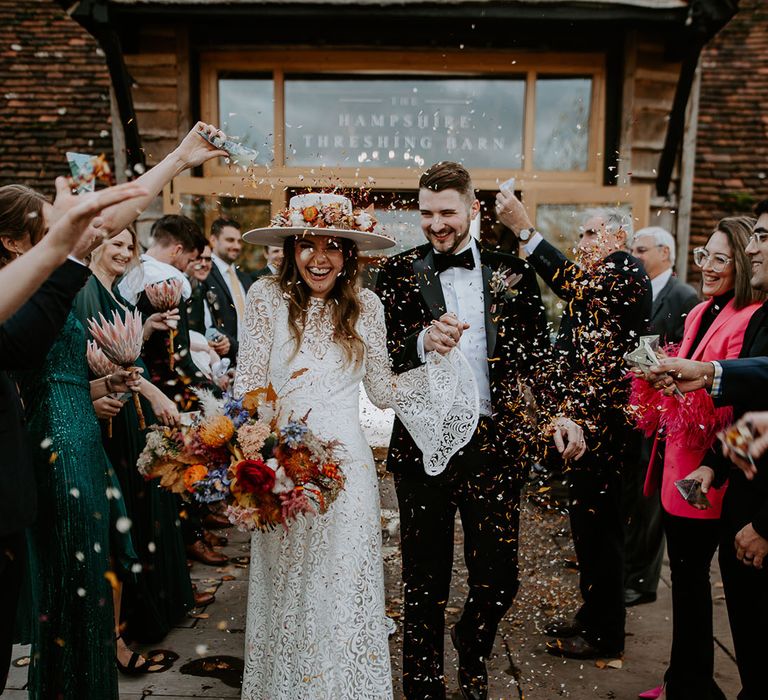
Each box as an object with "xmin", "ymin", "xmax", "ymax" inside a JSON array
[
  {"xmin": 73, "ymin": 228, "xmax": 194, "ymax": 646},
  {"xmin": 2, "ymin": 192, "xmax": 137, "ymax": 699}
]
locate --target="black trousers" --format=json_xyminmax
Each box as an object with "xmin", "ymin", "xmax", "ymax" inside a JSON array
[
  {"xmin": 569, "ymin": 460, "xmax": 625, "ymax": 653},
  {"xmin": 662, "ymin": 510, "xmax": 725, "ymax": 700},
  {"xmin": 395, "ymin": 420, "xmax": 522, "ymax": 700},
  {"xmin": 623, "ymin": 437, "xmax": 664, "ymax": 595},
  {"xmin": 719, "ymin": 519, "xmax": 768, "ymax": 700},
  {"xmin": 0, "ymin": 530, "xmax": 26, "ymax": 693}
]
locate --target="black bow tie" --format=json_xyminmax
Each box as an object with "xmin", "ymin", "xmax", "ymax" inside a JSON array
[{"xmin": 433, "ymin": 248, "xmax": 475, "ymax": 274}]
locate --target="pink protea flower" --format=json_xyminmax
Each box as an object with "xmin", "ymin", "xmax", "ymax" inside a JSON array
[
  {"xmin": 87, "ymin": 309, "xmax": 143, "ymax": 366},
  {"xmin": 144, "ymin": 278, "xmax": 184, "ymax": 325},
  {"xmin": 86, "ymin": 340, "xmax": 119, "ymax": 377},
  {"xmin": 87, "ymin": 309, "xmax": 145, "ymax": 427}
]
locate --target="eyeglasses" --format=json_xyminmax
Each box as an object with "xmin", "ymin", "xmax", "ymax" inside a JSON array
[
  {"xmin": 748, "ymin": 231, "xmax": 768, "ymax": 246},
  {"xmin": 197, "ymin": 256, "xmax": 213, "ymax": 263},
  {"xmin": 633, "ymin": 245, "xmax": 665, "ymax": 255},
  {"xmin": 693, "ymin": 247, "xmax": 732, "ymax": 273}
]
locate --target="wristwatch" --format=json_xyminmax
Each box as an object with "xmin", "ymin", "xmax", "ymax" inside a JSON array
[{"xmin": 518, "ymin": 227, "xmax": 536, "ymax": 242}]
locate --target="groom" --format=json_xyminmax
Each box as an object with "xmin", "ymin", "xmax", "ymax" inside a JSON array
[{"xmin": 376, "ymin": 161, "xmax": 585, "ymax": 700}]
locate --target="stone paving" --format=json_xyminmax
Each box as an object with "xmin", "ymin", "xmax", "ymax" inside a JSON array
[{"xmin": 5, "ymin": 465, "xmax": 741, "ymax": 699}]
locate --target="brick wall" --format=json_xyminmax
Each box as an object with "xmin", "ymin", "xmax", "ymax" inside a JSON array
[
  {"xmin": 0, "ymin": 0, "xmax": 112, "ymax": 197},
  {"xmin": 691, "ymin": 0, "xmax": 768, "ymax": 264}
]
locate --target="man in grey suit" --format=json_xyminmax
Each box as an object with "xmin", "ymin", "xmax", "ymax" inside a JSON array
[{"xmin": 624, "ymin": 226, "xmax": 699, "ymax": 605}]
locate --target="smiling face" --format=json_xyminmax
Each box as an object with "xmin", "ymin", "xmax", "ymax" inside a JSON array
[
  {"xmin": 293, "ymin": 235, "xmax": 345, "ymax": 298},
  {"xmin": 93, "ymin": 229, "xmax": 135, "ymax": 279},
  {"xmin": 418, "ymin": 187, "xmax": 479, "ymax": 255},
  {"xmin": 211, "ymin": 225, "xmax": 243, "ymax": 264},
  {"xmin": 186, "ymin": 244, "xmax": 213, "ymax": 282},
  {"xmin": 700, "ymin": 230, "xmax": 735, "ymax": 298},
  {"xmin": 747, "ymin": 213, "xmax": 768, "ymax": 292}
]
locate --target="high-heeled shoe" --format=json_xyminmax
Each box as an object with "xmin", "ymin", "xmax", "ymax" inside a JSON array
[{"xmin": 638, "ymin": 684, "xmax": 665, "ymax": 699}]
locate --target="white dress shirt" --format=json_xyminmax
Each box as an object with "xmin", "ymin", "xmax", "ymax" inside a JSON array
[
  {"xmin": 212, "ymin": 253, "xmax": 248, "ymax": 321},
  {"xmin": 418, "ymin": 238, "xmax": 492, "ymax": 416},
  {"xmin": 118, "ymin": 253, "xmax": 192, "ymax": 306}
]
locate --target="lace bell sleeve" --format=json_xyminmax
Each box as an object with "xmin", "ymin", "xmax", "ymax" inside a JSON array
[
  {"xmin": 234, "ymin": 279, "xmax": 276, "ymax": 397},
  {"xmin": 360, "ymin": 289, "xmax": 479, "ymax": 475}
]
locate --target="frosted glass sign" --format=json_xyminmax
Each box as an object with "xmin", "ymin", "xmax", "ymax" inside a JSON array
[
  {"xmin": 284, "ymin": 77, "xmax": 525, "ymax": 169},
  {"xmin": 218, "ymin": 77, "xmax": 274, "ymax": 165},
  {"xmin": 534, "ymin": 78, "xmax": 592, "ymax": 171}
]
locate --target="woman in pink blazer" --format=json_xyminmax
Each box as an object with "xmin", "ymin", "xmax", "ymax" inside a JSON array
[{"xmin": 632, "ymin": 217, "xmax": 766, "ymax": 700}]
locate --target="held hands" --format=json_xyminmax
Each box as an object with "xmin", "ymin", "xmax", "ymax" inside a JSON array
[
  {"xmin": 681, "ymin": 465, "xmax": 716, "ymax": 509},
  {"xmin": 49, "ymin": 178, "xmax": 148, "ymax": 260},
  {"xmin": 143, "ymin": 309, "xmax": 181, "ymax": 340},
  {"xmin": 93, "ymin": 395, "xmax": 123, "ymax": 419},
  {"xmin": 108, "ymin": 367, "xmax": 143, "ymax": 394},
  {"xmin": 494, "ymin": 189, "xmax": 533, "ymax": 233},
  {"xmin": 720, "ymin": 411, "xmax": 768, "ymax": 480},
  {"xmin": 735, "ymin": 523, "xmax": 768, "ymax": 569},
  {"xmin": 209, "ymin": 336, "xmax": 231, "ymax": 356},
  {"xmin": 173, "ymin": 122, "xmax": 229, "ymax": 170},
  {"xmin": 549, "ymin": 416, "xmax": 587, "ymax": 461},
  {"xmin": 645, "ymin": 357, "xmax": 713, "ymax": 395},
  {"xmin": 423, "ymin": 312, "xmax": 469, "ymax": 356},
  {"xmin": 148, "ymin": 388, "xmax": 180, "ymax": 427}
]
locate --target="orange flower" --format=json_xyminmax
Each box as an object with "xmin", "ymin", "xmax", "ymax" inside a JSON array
[
  {"xmin": 279, "ymin": 445, "xmax": 317, "ymax": 484},
  {"xmin": 302, "ymin": 206, "xmax": 319, "ymax": 223},
  {"xmin": 199, "ymin": 415, "xmax": 235, "ymax": 448},
  {"xmin": 321, "ymin": 463, "xmax": 340, "ymax": 479},
  {"xmin": 183, "ymin": 464, "xmax": 208, "ymax": 492}
]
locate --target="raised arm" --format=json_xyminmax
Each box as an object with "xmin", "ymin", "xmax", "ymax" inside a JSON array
[{"xmin": 49, "ymin": 123, "xmax": 226, "ymax": 240}]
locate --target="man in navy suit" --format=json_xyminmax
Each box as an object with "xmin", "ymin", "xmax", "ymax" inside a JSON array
[{"xmin": 204, "ymin": 217, "xmax": 252, "ymax": 366}]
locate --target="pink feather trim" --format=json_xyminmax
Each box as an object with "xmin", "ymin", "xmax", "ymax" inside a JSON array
[{"xmin": 628, "ymin": 375, "xmax": 732, "ymax": 450}]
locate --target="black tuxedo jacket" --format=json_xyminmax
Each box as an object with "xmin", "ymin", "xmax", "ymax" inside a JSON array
[
  {"xmin": 651, "ymin": 275, "xmax": 699, "ymax": 345},
  {"xmin": 202, "ymin": 263, "xmax": 252, "ymax": 362},
  {"xmin": 709, "ymin": 301, "xmax": 768, "ymax": 536},
  {"xmin": 527, "ymin": 241, "xmax": 652, "ymax": 461},
  {"xmin": 376, "ymin": 243, "xmax": 560, "ymax": 478},
  {"xmin": 0, "ymin": 260, "xmax": 90, "ymax": 536}
]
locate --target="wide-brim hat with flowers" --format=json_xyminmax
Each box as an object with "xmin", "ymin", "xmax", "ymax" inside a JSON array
[{"xmin": 242, "ymin": 193, "xmax": 395, "ymax": 251}]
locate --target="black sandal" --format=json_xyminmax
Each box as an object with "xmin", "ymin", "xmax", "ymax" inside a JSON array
[
  {"xmin": 145, "ymin": 648, "xmax": 180, "ymax": 664},
  {"xmin": 116, "ymin": 636, "xmax": 173, "ymax": 675}
]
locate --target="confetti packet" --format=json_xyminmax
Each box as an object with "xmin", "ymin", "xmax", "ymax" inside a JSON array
[
  {"xmin": 66, "ymin": 152, "xmax": 114, "ymax": 193},
  {"xmin": 196, "ymin": 128, "xmax": 259, "ymax": 166},
  {"xmin": 674, "ymin": 478, "xmax": 711, "ymax": 509}
]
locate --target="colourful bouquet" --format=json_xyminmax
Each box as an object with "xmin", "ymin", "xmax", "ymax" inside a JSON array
[{"xmin": 136, "ymin": 380, "xmax": 346, "ymax": 532}]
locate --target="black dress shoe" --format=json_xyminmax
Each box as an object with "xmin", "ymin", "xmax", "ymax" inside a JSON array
[
  {"xmin": 545, "ymin": 635, "xmax": 623, "ymax": 660},
  {"xmin": 624, "ymin": 588, "xmax": 657, "ymax": 607},
  {"xmin": 543, "ymin": 618, "xmax": 584, "ymax": 638},
  {"xmin": 450, "ymin": 626, "xmax": 488, "ymax": 700}
]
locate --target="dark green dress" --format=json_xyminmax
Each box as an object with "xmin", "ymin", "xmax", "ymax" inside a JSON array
[
  {"xmin": 15, "ymin": 312, "xmax": 136, "ymax": 699},
  {"xmin": 73, "ymin": 276, "xmax": 193, "ymax": 642}
]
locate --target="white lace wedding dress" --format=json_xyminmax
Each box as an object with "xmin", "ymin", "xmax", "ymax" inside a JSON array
[{"xmin": 234, "ymin": 279, "xmax": 478, "ymax": 700}]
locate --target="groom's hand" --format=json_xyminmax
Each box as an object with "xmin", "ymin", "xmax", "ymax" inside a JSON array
[
  {"xmin": 550, "ymin": 416, "xmax": 587, "ymax": 461},
  {"xmin": 424, "ymin": 313, "xmax": 469, "ymax": 355}
]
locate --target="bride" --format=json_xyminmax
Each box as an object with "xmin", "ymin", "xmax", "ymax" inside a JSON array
[{"xmin": 233, "ymin": 193, "xmax": 478, "ymax": 699}]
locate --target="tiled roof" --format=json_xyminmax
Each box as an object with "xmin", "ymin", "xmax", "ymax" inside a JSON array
[
  {"xmin": 0, "ymin": 0, "xmax": 112, "ymax": 197},
  {"xmin": 691, "ymin": 0, "xmax": 768, "ymax": 255}
]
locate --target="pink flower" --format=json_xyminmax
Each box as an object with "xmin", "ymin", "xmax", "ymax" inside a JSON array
[
  {"xmin": 86, "ymin": 340, "xmax": 119, "ymax": 377},
  {"xmin": 87, "ymin": 310, "xmax": 143, "ymax": 366},
  {"xmin": 144, "ymin": 278, "xmax": 184, "ymax": 318},
  {"xmin": 280, "ymin": 489, "xmax": 314, "ymax": 525}
]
